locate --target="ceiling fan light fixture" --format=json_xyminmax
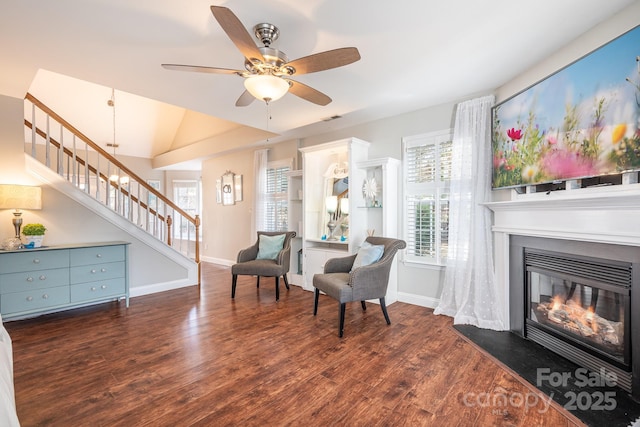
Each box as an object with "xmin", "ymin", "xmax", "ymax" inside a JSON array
[{"xmin": 244, "ymin": 74, "xmax": 289, "ymax": 103}]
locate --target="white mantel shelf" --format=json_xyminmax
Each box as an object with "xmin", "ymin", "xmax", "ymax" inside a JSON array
[
  {"xmin": 485, "ymin": 183, "xmax": 640, "ymax": 211},
  {"xmin": 484, "ymin": 183, "xmax": 640, "ymax": 247}
]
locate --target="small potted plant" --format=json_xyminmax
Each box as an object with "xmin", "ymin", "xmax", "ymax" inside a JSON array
[{"xmin": 22, "ymin": 223, "xmax": 46, "ymax": 248}]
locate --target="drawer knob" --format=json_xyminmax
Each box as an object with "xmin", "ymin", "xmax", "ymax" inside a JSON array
[
  {"xmin": 101, "ymin": 285, "xmax": 107, "ymax": 289},
  {"xmin": 33, "ymin": 259, "xmax": 40, "ymax": 264},
  {"xmin": 39, "ymin": 275, "xmax": 46, "ymax": 281},
  {"xmin": 101, "ymin": 268, "xmax": 107, "ymax": 272},
  {"xmin": 91, "ymin": 269, "xmax": 97, "ymax": 274},
  {"xmin": 91, "ymin": 287, "xmax": 97, "ymax": 291},
  {"xmin": 26, "ymin": 276, "xmax": 34, "ymax": 282},
  {"xmin": 42, "ymin": 294, "xmax": 48, "ymax": 299},
  {"xmin": 96, "ymin": 254, "xmax": 102, "ymax": 258},
  {"xmin": 26, "ymin": 296, "xmax": 33, "ymax": 302}
]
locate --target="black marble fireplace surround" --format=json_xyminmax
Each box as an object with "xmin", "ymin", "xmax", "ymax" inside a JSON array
[{"xmin": 509, "ymin": 235, "xmax": 640, "ymax": 398}]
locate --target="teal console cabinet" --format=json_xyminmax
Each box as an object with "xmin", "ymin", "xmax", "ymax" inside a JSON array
[{"xmin": 0, "ymin": 241, "xmax": 129, "ymax": 320}]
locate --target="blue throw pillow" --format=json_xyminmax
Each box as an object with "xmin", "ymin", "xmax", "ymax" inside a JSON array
[
  {"xmin": 351, "ymin": 241, "xmax": 384, "ymax": 271},
  {"xmin": 256, "ymin": 234, "xmax": 286, "ymax": 260}
]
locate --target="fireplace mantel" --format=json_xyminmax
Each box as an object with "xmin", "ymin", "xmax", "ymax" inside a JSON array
[
  {"xmin": 485, "ymin": 183, "xmax": 640, "ymax": 247},
  {"xmin": 485, "ymin": 183, "xmax": 640, "ymax": 329}
]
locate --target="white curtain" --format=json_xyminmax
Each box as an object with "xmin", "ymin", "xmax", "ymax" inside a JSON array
[
  {"xmin": 252, "ymin": 148, "xmax": 269, "ymax": 237},
  {"xmin": 434, "ymin": 95, "xmax": 505, "ymax": 330}
]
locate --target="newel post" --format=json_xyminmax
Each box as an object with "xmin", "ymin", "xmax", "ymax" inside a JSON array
[
  {"xmin": 195, "ymin": 214, "xmax": 201, "ymax": 289},
  {"xmin": 195, "ymin": 214, "xmax": 201, "ymax": 264},
  {"xmin": 166, "ymin": 215, "xmax": 172, "ymax": 246}
]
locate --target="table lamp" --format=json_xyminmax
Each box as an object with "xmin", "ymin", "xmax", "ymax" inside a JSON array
[{"xmin": 0, "ymin": 184, "xmax": 42, "ymax": 240}]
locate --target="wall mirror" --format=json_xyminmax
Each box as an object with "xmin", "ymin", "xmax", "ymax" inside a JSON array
[
  {"xmin": 321, "ymin": 160, "xmax": 349, "ymax": 238},
  {"xmin": 221, "ymin": 171, "xmax": 236, "ymax": 205}
]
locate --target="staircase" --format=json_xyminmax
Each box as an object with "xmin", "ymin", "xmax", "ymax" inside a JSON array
[{"xmin": 23, "ymin": 93, "xmax": 200, "ymax": 285}]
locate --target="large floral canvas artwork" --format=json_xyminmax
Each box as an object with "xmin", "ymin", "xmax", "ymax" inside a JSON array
[{"xmin": 492, "ymin": 25, "xmax": 640, "ymax": 189}]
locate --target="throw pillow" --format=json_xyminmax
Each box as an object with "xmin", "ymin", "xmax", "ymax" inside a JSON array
[
  {"xmin": 256, "ymin": 234, "xmax": 286, "ymax": 260},
  {"xmin": 351, "ymin": 241, "xmax": 384, "ymax": 271}
]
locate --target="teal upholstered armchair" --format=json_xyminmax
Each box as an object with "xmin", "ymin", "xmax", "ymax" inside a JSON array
[
  {"xmin": 313, "ymin": 236, "xmax": 406, "ymax": 337},
  {"xmin": 231, "ymin": 231, "xmax": 296, "ymax": 301}
]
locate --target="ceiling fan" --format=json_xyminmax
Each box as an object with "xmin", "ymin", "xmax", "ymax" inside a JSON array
[{"xmin": 162, "ymin": 5, "xmax": 361, "ymax": 106}]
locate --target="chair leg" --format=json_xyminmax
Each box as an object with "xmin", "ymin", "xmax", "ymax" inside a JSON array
[
  {"xmin": 313, "ymin": 288, "xmax": 319, "ymax": 315},
  {"xmin": 380, "ymin": 297, "xmax": 391, "ymax": 325},
  {"xmin": 275, "ymin": 276, "xmax": 280, "ymax": 301},
  {"xmin": 339, "ymin": 303, "xmax": 346, "ymax": 337},
  {"xmin": 232, "ymin": 275, "xmax": 237, "ymax": 298},
  {"xmin": 361, "ymin": 301, "xmax": 367, "ymax": 311},
  {"xmin": 283, "ymin": 273, "xmax": 290, "ymax": 290},
  {"xmin": 256, "ymin": 276, "xmax": 260, "ymax": 288}
]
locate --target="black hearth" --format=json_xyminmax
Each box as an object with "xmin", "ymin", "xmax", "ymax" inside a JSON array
[{"xmin": 510, "ymin": 236, "xmax": 640, "ymax": 397}]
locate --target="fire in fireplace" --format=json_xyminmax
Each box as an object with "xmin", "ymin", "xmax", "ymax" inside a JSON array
[{"xmin": 533, "ymin": 292, "xmax": 624, "ymax": 359}]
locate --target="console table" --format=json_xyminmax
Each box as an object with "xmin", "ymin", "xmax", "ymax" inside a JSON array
[{"xmin": 0, "ymin": 241, "xmax": 130, "ymax": 320}]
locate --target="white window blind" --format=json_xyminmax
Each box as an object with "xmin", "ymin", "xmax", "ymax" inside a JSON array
[
  {"xmin": 265, "ymin": 161, "xmax": 290, "ymax": 232},
  {"xmin": 403, "ymin": 130, "xmax": 453, "ymax": 264}
]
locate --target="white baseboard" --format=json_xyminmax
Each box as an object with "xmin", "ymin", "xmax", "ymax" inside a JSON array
[
  {"xmin": 202, "ymin": 256, "xmax": 234, "ymax": 267},
  {"xmin": 130, "ymin": 279, "xmax": 197, "ymax": 298},
  {"xmin": 397, "ymin": 292, "xmax": 439, "ymax": 309}
]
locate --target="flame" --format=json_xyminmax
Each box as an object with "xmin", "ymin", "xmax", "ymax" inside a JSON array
[
  {"xmin": 587, "ymin": 307, "xmax": 599, "ymax": 333},
  {"xmin": 551, "ymin": 296, "xmax": 563, "ymax": 311}
]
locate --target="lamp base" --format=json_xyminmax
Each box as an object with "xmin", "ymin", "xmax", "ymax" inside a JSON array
[
  {"xmin": 327, "ymin": 220, "xmax": 338, "ymax": 241},
  {"xmin": 12, "ymin": 212, "xmax": 22, "ymax": 239}
]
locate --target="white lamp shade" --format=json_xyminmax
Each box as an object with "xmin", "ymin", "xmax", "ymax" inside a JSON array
[
  {"xmin": 326, "ymin": 196, "xmax": 338, "ymax": 213},
  {"xmin": 0, "ymin": 184, "xmax": 42, "ymax": 210},
  {"xmin": 244, "ymin": 75, "xmax": 289, "ymax": 102},
  {"xmin": 340, "ymin": 197, "xmax": 349, "ymax": 215}
]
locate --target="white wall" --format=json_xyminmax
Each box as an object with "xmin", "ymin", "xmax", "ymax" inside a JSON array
[
  {"xmin": 200, "ymin": 139, "xmax": 298, "ymax": 265},
  {"xmin": 197, "ymin": 101, "xmax": 460, "ymax": 305},
  {"xmin": 198, "ymin": 0, "xmax": 639, "ymax": 306},
  {"xmin": 0, "ymin": 94, "xmax": 194, "ymax": 295},
  {"xmin": 492, "ymin": 2, "xmax": 639, "ymax": 205},
  {"xmin": 487, "ymin": 2, "xmax": 640, "ymax": 324}
]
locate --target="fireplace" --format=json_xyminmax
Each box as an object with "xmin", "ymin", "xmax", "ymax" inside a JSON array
[{"xmin": 509, "ymin": 235, "xmax": 640, "ymax": 396}]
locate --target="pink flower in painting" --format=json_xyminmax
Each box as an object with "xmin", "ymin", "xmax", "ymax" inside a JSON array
[
  {"xmin": 547, "ymin": 135, "xmax": 557, "ymax": 145},
  {"xmin": 507, "ymin": 128, "xmax": 523, "ymax": 141},
  {"xmin": 541, "ymin": 150, "xmax": 597, "ymax": 179}
]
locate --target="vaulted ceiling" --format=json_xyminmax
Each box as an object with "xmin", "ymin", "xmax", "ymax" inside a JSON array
[{"xmin": 1, "ymin": 0, "xmax": 636, "ymax": 169}]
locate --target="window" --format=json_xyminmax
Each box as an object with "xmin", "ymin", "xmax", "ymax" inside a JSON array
[
  {"xmin": 265, "ymin": 160, "xmax": 291, "ymax": 232},
  {"xmin": 173, "ymin": 179, "xmax": 201, "ymax": 239},
  {"xmin": 403, "ymin": 130, "xmax": 453, "ymax": 265}
]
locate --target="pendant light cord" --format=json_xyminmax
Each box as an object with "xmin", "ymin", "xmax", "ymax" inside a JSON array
[{"xmin": 111, "ymin": 88, "xmax": 116, "ymax": 156}]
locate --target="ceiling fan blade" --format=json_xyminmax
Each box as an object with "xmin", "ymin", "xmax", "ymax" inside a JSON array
[
  {"xmin": 287, "ymin": 80, "xmax": 331, "ymax": 106},
  {"xmin": 284, "ymin": 47, "xmax": 361, "ymax": 75},
  {"xmin": 210, "ymin": 6, "xmax": 264, "ymax": 64},
  {"xmin": 161, "ymin": 64, "xmax": 243, "ymax": 75},
  {"xmin": 235, "ymin": 90, "xmax": 255, "ymax": 107}
]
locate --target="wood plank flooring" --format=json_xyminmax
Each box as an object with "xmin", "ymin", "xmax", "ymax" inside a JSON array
[{"xmin": 4, "ymin": 262, "xmax": 584, "ymax": 426}]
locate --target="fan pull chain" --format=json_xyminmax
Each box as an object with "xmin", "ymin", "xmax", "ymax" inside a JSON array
[{"xmin": 265, "ymin": 101, "xmax": 272, "ymax": 144}]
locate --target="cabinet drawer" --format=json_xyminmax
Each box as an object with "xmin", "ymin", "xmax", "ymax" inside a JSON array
[
  {"xmin": 70, "ymin": 245, "xmax": 125, "ymax": 266},
  {"xmin": 70, "ymin": 278, "xmax": 125, "ymax": 303},
  {"xmin": 70, "ymin": 261, "xmax": 124, "ymax": 284},
  {"xmin": 0, "ymin": 250, "xmax": 69, "ymax": 274},
  {"xmin": 0, "ymin": 268, "xmax": 70, "ymax": 294},
  {"xmin": 1, "ymin": 286, "xmax": 69, "ymax": 315}
]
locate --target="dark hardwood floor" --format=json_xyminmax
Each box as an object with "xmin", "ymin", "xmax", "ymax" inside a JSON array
[{"xmin": 4, "ymin": 262, "xmax": 584, "ymax": 426}]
